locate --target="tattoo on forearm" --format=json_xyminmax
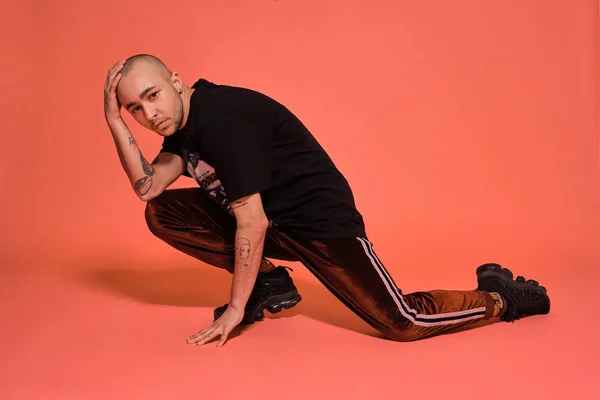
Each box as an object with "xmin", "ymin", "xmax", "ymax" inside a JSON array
[
  {"xmin": 237, "ymin": 238, "xmax": 251, "ymax": 267},
  {"xmin": 231, "ymin": 201, "xmax": 248, "ymax": 210},
  {"xmin": 134, "ymin": 153, "xmax": 155, "ymax": 196},
  {"xmin": 141, "ymin": 153, "xmax": 155, "ymax": 176},
  {"xmin": 134, "ymin": 176, "xmax": 152, "ymax": 195},
  {"xmin": 128, "ymin": 136, "xmax": 136, "ymax": 146}
]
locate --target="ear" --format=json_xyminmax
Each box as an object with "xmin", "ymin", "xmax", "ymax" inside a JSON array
[{"xmin": 171, "ymin": 72, "xmax": 183, "ymax": 93}]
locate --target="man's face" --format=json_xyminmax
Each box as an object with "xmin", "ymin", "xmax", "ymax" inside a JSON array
[{"xmin": 116, "ymin": 61, "xmax": 184, "ymax": 136}]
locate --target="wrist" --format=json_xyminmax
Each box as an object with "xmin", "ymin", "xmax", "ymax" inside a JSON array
[
  {"xmin": 106, "ymin": 115, "xmax": 125, "ymax": 130},
  {"xmin": 229, "ymin": 300, "xmax": 247, "ymax": 314}
]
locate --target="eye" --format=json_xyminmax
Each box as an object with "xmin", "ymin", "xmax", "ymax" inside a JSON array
[
  {"xmin": 150, "ymin": 91, "xmax": 159, "ymax": 99},
  {"xmin": 132, "ymin": 106, "xmax": 141, "ymax": 113}
]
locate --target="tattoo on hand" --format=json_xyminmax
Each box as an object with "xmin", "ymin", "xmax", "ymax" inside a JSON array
[
  {"xmin": 237, "ymin": 223, "xmax": 250, "ymax": 230},
  {"xmin": 237, "ymin": 238, "xmax": 251, "ymax": 267}
]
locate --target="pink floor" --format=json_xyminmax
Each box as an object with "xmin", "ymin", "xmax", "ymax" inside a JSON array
[{"xmin": 2, "ymin": 244, "xmax": 598, "ymax": 399}]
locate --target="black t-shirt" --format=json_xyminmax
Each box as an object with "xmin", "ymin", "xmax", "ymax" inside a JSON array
[{"xmin": 160, "ymin": 78, "xmax": 366, "ymax": 240}]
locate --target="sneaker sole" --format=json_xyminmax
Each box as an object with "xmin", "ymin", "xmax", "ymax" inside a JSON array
[
  {"xmin": 214, "ymin": 289, "xmax": 302, "ymax": 324},
  {"xmin": 254, "ymin": 290, "xmax": 303, "ymax": 317}
]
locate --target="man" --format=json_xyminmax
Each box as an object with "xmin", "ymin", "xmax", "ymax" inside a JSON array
[{"xmin": 103, "ymin": 54, "xmax": 550, "ymax": 347}]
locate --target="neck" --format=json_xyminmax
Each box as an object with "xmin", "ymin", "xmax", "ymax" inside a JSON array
[{"xmin": 179, "ymin": 85, "xmax": 195, "ymax": 130}]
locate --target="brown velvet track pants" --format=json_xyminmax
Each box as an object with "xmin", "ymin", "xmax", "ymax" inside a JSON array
[{"xmin": 145, "ymin": 188, "xmax": 497, "ymax": 341}]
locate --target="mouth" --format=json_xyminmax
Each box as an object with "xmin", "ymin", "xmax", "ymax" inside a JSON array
[{"xmin": 153, "ymin": 119, "xmax": 168, "ymax": 130}]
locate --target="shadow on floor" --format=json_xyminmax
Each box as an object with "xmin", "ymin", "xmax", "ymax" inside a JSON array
[{"xmin": 64, "ymin": 256, "xmax": 381, "ymax": 339}]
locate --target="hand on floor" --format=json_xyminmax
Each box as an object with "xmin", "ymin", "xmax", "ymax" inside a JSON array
[{"xmin": 186, "ymin": 305, "xmax": 244, "ymax": 347}]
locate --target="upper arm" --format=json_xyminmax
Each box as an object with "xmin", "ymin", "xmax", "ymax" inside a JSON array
[
  {"xmin": 231, "ymin": 193, "xmax": 268, "ymax": 227},
  {"xmin": 148, "ymin": 151, "xmax": 185, "ymax": 194}
]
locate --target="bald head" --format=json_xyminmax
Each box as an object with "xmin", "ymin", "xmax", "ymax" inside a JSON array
[
  {"xmin": 115, "ymin": 53, "xmax": 186, "ymax": 136},
  {"xmin": 121, "ymin": 54, "xmax": 173, "ymax": 81}
]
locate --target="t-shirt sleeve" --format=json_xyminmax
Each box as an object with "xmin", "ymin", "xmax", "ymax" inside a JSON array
[{"xmin": 201, "ymin": 116, "xmax": 272, "ymax": 202}]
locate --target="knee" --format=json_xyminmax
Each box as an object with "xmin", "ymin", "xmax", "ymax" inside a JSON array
[
  {"xmin": 144, "ymin": 196, "xmax": 166, "ymax": 237},
  {"xmin": 380, "ymin": 323, "xmax": 423, "ymax": 342},
  {"xmin": 383, "ymin": 330, "xmax": 417, "ymax": 342}
]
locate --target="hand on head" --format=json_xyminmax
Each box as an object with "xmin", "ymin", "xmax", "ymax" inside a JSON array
[{"xmin": 103, "ymin": 60, "xmax": 126, "ymax": 123}]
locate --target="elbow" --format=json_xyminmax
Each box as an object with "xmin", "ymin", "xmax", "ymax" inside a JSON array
[
  {"xmin": 135, "ymin": 185, "xmax": 163, "ymax": 203},
  {"xmin": 239, "ymin": 215, "xmax": 269, "ymax": 232},
  {"xmin": 138, "ymin": 193, "xmax": 154, "ymax": 202},
  {"xmin": 138, "ymin": 188, "xmax": 163, "ymax": 202},
  {"xmin": 133, "ymin": 176, "xmax": 163, "ymax": 202},
  {"xmin": 256, "ymin": 216, "xmax": 269, "ymax": 231},
  {"xmin": 231, "ymin": 193, "xmax": 270, "ymax": 231}
]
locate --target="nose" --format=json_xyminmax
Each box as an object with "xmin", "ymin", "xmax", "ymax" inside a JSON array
[{"xmin": 143, "ymin": 105, "xmax": 157, "ymax": 124}]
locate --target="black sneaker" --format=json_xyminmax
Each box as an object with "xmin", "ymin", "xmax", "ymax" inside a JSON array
[
  {"xmin": 476, "ymin": 263, "xmax": 550, "ymax": 322},
  {"xmin": 213, "ymin": 266, "xmax": 302, "ymax": 324}
]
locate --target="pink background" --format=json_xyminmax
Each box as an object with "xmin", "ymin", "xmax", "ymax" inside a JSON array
[{"xmin": 1, "ymin": 1, "xmax": 598, "ymax": 398}]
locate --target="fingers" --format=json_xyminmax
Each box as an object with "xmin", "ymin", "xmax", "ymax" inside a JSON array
[
  {"xmin": 217, "ymin": 331, "xmax": 229, "ymax": 347},
  {"xmin": 108, "ymin": 59, "xmax": 126, "ymax": 76},
  {"xmin": 197, "ymin": 329, "xmax": 220, "ymax": 346},
  {"xmin": 188, "ymin": 326, "xmax": 220, "ymax": 346},
  {"xmin": 106, "ymin": 64, "xmax": 124, "ymax": 91},
  {"xmin": 187, "ymin": 324, "xmax": 219, "ymax": 344},
  {"xmin": 105, "ymin": 60, "xmax": 126, "ymax": 91},
  {"xmin": 110, "ymin": 70, "xmax": 123, "ymax": 93},
  {"xmin": 187, "ymin": 325, "xmax": 215, "ymax": 343},
  {"xmin": 186, "ymin": 325, "xmax": 232, "ymax": 347}
]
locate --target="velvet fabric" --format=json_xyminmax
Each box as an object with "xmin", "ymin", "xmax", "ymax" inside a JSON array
[{"xmin": 145, "ymin": 188, "xmax": 497, "ymax": 341}]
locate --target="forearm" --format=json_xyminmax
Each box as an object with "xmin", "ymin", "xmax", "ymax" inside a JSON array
[
  {"xmin": 229, "ymin": 220, "xmax": 268, "ymax": 312},
  {"xmin": 108, "ymin": 119, "xmax": 157, "ymax": 199}
]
